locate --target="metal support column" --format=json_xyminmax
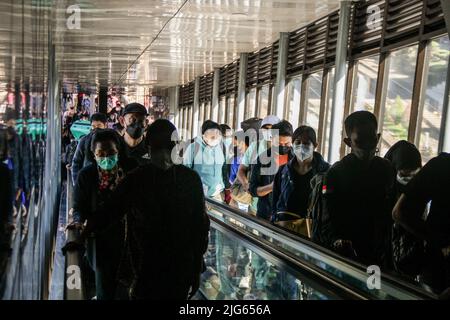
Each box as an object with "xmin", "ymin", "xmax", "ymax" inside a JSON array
[
  {"xmin": 440, "ymin": 0, "xmax": 450, "ymax": 152},
  {"xmin": 328, "ymin": 1, "xmax": 351, "ymax": 164},
  {"xmin": 236, "ymin": 53, "xmax": 248, "ymax": 130},
  {"xmin": 98, "ymin": 85, "xmax": 108, "ymax": 114},
  {"xmin": 273, "ymin": 32, "xmax": 289, "ymax": 119},
  {"xmin": 192, "ymin": 77, "xmax": 200, "ymax": 137},
  {"xmin": 212, "ymin": 68, "xmax": 220, "ymax": 122}
]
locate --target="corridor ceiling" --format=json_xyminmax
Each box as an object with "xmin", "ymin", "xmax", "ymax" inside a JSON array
[{"xmin": 0, "ymin": 0, "xmax": 342, "ymax": 94}]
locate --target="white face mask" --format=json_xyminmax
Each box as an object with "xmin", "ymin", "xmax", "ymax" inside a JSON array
[
  {"xmin": 293, "ymin": 144, "xmax": 313, "ymax": 162},
  {"xmin": 396, "ymin": 169, "xmax": 419, "ymax": 186},
  {"xmin": 205, "ymin": 138, "xmax": 221, "ymax": 147}
]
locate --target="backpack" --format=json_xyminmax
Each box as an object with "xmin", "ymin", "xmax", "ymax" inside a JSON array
[{"xmin": 307, "ymin": 172, "xmax": 328, "ymax": 245}]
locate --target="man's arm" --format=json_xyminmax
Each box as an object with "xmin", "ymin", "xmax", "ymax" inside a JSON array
[
  {"xmin": 71, "ymin": 169, "xmax": 91, "ymax": 224},
  {"xmin": 271, "ymin": 168, "xmax": 282, "ymax": 219},
  {"xmin": 236, "ymin": 164, "xmax": 249, "ymax": 190}
]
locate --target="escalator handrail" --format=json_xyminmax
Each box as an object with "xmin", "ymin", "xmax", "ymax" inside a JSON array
[
  {"xmin": 208, "ymin": 214, "xmax": 368, "ymax": 300},
  {"xmin": 206, "ymin": 198, "xmax": 437, "ymax": 300},
  {"xmin": 64, "ymin": 169, "xmax": 85, "ymax": 300}
]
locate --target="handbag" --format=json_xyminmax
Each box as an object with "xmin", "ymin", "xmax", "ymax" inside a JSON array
[
  {"xmin": 273, "ymin": 211, "xmax": 312, "ymax": 238},
  {"xmin": 392, "ymin": 223, "xmax": 425, "ymax": 276},
  {"xmin": 230, "ymin": 182, "xmax": 253, "ymax": 205}
]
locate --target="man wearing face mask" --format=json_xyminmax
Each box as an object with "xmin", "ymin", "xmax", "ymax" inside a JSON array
[
  {"xmin": 183, "ymin": 120, "xmax": 230, "ymax": 201},
  {"xmin": 321, "ymin": 111, "xmax": 395, "ymax": 267},
  {"xmin": 65, "ymin": 119, "xmax": 210, "ymax": 300},
  {"xmin": 272, "ymin": 126, "xmax": 330, "ymax": 222},
  {"xmin": 249, "ymin": 120, "xmax": 293, "ymax": 221},
  {"xmin": 71, "ymin": 129, "xmax": 138, "ymax": 299},
  {"xmin": 119, "ymin": 103, "xmax": 150, "ymax": 165}
]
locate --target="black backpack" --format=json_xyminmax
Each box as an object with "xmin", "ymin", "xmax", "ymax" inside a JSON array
[{"xmin": 307, "ymin": 172, "xmax": 329, "ymax": 246}]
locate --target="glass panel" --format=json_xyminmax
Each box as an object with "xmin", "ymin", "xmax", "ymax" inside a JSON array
[
  {"xmin": 305, "ymin": 71, "xmax": 323, "ymax": 132},
  {"xmin": 201, "ymin": 226, "xmax": 336, "ymax": 300},
  {"xmin": 246, "ymin": 88, "xmax": 257, "ymax": 118},
  {"xmin": 258, "ymin": 85, "xmax": 270, "ymax": 118},
  {"xmin": 219, "ymin": 96, "xmax": 226, "ymax": 124},
  {"xmin": 416, "ymin": 36, "xmax": 450, "ymax": 163},
  {"xmin": 284, "ymin": 77, "xmax": 301, "ymax": 129},
  {"xmin": 380, "ymin": 45, "xmax": 418, "ymax": 156},
  {"xmin": 227, "ymin": 96, "xmax": 235, "ymax": 128},
  {"xmin": 351, "ymin": 55, "xmax": 379, "ymax": 113},
  {"xmin": 321, "ymin": 68, "xmax": 335, "ymax": 160}
]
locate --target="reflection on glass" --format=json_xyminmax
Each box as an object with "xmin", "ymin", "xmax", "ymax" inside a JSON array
[
  {"xmin": 219, "ymin": 96, "xmax": 226, "ymax": 124},
  {"xmin": 284, "ymin": 77, "xmax": 301, "ymax": 129},
  {"xmin": 380, "ymin": 45, "xmax": 418, "ymax": 156},
  {"xmin": 201, "ymin": 227, "xmax": 331, "ymax": 300},
  {"xmin": 351, "ymin": 55, "xmax": 379, "ymax": 113},
  {"xmin": 258, "ymin": 85, "xmax": 270, "ymax": 118},
  {"xmin": 305, "ymin": 72, "xmax": 323, "ymax": 132},
  {"xmin": 321, "ymin": 68, "xmax": 335, "ymax": 160},
  {"xmin": 417, "ymin": 36, "xmax": 450, "ymax": 163},
  {"xmin": 246, "ymin": 88, "xmax": 257, "ymax": 119},
  {"xmin": 227, "ymin": 96, "xmax": 235, "ymax": 128}
]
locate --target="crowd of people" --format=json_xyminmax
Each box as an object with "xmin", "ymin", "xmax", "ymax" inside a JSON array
[{"xmin": 56, "ymin": 100, "xmax": 450, "ymax": 300}]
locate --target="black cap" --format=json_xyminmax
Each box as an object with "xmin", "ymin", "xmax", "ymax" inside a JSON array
[
  {"xmin": 122, "ymin": 103, "xmax": 148, "ymax": 117},
  {"xmin": 201, "ymin": 120, "xmax": 221, "ymax": 135}
]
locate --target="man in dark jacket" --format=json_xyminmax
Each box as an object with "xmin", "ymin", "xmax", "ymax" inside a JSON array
[
  {"xmin": 250, "ymin": 120, "xmax": 293, "ymax": 220},
  {"xmin": 71, "ymin": 113, "xmax": 108, "ymax": 185},
  {"xmin": 321, "ymin": 111, "xmax": 395, "ymax": 267},
  {"xmin": 68, "ymin": 119, "xmax": 210, "ymax": 300},
  {"xmin": 272, "ymin": 126, "xmax": 330, "ymax": 221}
]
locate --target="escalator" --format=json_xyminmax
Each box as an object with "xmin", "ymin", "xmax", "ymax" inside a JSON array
[{"xmin": 200, "ymin": 199, "xmax": 437, "ymax": 300}]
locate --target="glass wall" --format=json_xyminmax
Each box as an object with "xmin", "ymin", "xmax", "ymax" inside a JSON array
[
  {"xmin": 351, "ymin": 55, "xmax": 379, "ymax": 113},
  {"xmin": 380, "ymin": 45, "xmax": 418, "ymax": 156},
  {"xmin": 416, "ymin": 36, "xmax": 450, "ymax": 163},
  {"xmin": 246, "ymin": 88, "xmax": 257, "ymax": 119},
  {"xmin": 284, "ymin": 77, "xmax": 302, "ymax": 129},
  {"xmin": 258, "ymin": 85, "xmax": 270, "ymax": 118},
  {"xmin": 304, "ymin": 71, "xmax": 323, "ymax": 132}
]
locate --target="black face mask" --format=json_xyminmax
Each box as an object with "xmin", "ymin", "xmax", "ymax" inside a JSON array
[
  {"xmin": 126, "ymin": 123, "xmax": 144, "ymax": 139},
  {"xmin": 278, "ymin": 146, "xmax": 291, "ymax": 156}
]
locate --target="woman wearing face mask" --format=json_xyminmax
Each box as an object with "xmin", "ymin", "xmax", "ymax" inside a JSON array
[
  {"xmin": 272, "ymin": 126, "xmax": 330, "ymax": 224},
  {"xmin": 71, "ymin": 129, "xmax": 137, "ymax": 299},
  {"xmin": 384, "ymin": 140, "xmax": 424, "ymax": 278}
]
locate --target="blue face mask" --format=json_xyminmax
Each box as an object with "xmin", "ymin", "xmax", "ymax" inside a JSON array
[{"xmin": 96, "ymin": 154, "xmax": 118, "ymax": 171}]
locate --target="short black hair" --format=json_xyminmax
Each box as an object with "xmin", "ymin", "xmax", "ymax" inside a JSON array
[
  {"xmin": 90, "ymin": 112, "xmax": 107, "ymax": 124},
  {"xmin": 0, "ymin": 126, "xmax": 8, "ymax": 161},
  {"xmin": 201, "ymin": 120, "xmax": 221, "ymax": 135},
  {"xmin": 344, "ymin": 111, "xmax": 378, "ymax": 137},
  {"xmin": 3, "ymin": 108, "xmax": 17, "ymax": 122},
  {"xmin": 384, "ymin": 140, "xmax": 422, "ymax": 171},
  {"xmin": 293, "ymin": 125, "xmax": 317, "ymax": 146},
  {"xmin": 219, "ymin": 124, "xmax": 231, "ymax": 136},
  {"xmin": 146, "ymin": 119, "xmax": 178, "ymax": 150},
  {"xmin": 90, "ymin": 129, "xmax": 121, "ymax": 153},
  {"xmin": 271, "ymin": 120, "xmax": 293, "ymax": 137}
]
